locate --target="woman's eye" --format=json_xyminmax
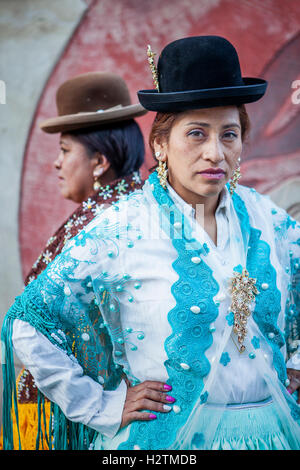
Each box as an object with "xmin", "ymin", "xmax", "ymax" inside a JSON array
[
  {"xmin": 187, "ymin": 129, "xmax": 205, "ymax": 138},
  {"xmin": 223, "ymin": 131, "xmax": 237, "ymax": 139}
]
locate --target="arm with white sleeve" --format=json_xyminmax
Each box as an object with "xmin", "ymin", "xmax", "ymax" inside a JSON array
[{"xmin": 12, "ymin": 319, "xmax": 127, "ymax": 438}]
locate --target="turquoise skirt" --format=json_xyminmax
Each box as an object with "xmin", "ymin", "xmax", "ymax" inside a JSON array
[
  {"xmin": 191, "ymin": 399, "xmax": 296, "ymax": 450},
  {"xmin": 95, "ymin": 398, "xmax": 299, "ymax": 450}
]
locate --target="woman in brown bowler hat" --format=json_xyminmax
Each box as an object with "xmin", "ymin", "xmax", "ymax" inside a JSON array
[{"xmin": 44, "ymin": 71, "xmax": 146, "ymax": 204}]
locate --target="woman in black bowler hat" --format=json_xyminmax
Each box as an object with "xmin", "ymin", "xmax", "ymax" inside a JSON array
[{"xmin": 2, "ymin": 36, "xmax": 300, "ymax": 450}]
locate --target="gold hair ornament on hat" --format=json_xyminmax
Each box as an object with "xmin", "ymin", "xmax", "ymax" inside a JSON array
[{"xmin": 147, "ymin": 45, "xmax": 160, "ymax": 92}]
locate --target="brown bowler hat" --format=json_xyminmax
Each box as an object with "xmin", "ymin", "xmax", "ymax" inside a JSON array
[{"xmin": 40, "ymin": 72, "xmax": 147, "ymax": 133}]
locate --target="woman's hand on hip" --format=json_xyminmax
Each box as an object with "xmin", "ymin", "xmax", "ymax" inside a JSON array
[
  {"xmin": 287, "ymin": 368, "xmax": 300, "ymax": 403},
  {"xmin": 120, "ymin": 380, "xmax": 175, "ymax": 429}
]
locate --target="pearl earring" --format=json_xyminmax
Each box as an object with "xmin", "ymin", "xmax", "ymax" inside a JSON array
[{"xmin": 93, "ymin": 168, "xmax": 104, "ymax": 191}]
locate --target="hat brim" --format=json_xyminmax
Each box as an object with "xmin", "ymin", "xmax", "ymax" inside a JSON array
[
  {"xmin": 39, "ymin": 104, "xmax": 147, "ymax": 134},
  {"xmin": 137, "ymin": 78, "xmax": 267, "ymax": 112}
]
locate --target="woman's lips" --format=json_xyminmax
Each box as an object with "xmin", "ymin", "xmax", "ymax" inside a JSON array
[{"xmin": 198, "ymin": 169, "xmax": 225, "ymax": 180}]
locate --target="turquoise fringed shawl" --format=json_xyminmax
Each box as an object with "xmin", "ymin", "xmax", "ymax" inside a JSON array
[
  {"xmin": 1, "ymin": 248, "xmax": 123, "ymax": 450},
  {"xmin": 1, "ymin": 293, "xmax": 100, "ymax": 450}
]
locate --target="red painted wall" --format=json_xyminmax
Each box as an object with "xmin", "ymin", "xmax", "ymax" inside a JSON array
[{"xmin": 19, "ymin": 0, "xmax": 300, "ymax": 277}]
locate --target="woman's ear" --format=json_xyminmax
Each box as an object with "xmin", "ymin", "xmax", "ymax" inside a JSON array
[
  {"xmin": 153, "ymin": 138, "xmax": 167, "ymax": 162},
  {"xmin": 91, "ymin": 153, "xmax": 111, "ymax": 176}
]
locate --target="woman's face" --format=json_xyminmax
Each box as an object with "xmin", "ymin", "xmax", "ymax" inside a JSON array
[
  {"xmin": 156, "ymin": 106, "xmax": 243, "ymax": 206},
  {"xmin": 54, "ymin": 134, "xmax": 98, "ymax": 203}
]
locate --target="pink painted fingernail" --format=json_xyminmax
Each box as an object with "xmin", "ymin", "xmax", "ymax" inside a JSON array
[
  {"xmin": 149, "ymin": 413, "xmax": 157, "ymax": 419},
  {"xmin": 166, "ymin": 395, "xmax": 175, "ymax": 403},
  {"xmin": 287, "ymin": 389, "xmax": 292, "ymax": 394},
  {"xmin": 164, "ymin": 384, "xmax": 172, "ymax": 391}
]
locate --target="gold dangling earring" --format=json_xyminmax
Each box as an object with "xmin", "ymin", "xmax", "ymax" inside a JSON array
[
  {"xmin": 155, "ymin": 151, "xmax": 168, "ymax": 189},
  {"xmin": 93, "ymin": 167, "xmax": 104, "ymax": 191},
  {"xmin": 229, "ymin": 158, "xmax": 241, "ymax": 196}
]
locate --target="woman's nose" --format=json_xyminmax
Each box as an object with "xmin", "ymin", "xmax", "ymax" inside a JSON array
[
  {"xmin": 202, "ymin": 137, "xmax": 224, "ymax": 163},
  {"xmin": 54, "ymin": 153, "xmax": 62, "ymax": 169}
]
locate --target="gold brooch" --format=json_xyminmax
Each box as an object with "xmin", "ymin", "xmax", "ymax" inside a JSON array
[
  {"xmin": 147, "ymin": 44, "xmax": 160, "ymax": 92},
  {"xmin": 229, "ymin": 268, "xmax": 258, "ymax": 353}
]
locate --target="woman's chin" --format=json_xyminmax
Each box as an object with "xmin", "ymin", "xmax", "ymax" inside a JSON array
[
  {"xmin": 194, "ymin": 181, "xmax": 225, "ymax": 198},
  {"xmin": 59, "ymin": 188, "xmax": 68, "ymax": 199},
  {"xmin": 59, "ymin": 187, "xmax": 73, "ymax": 201}
]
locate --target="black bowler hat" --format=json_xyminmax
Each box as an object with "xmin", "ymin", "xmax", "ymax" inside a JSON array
[{"xmin": 138, "ymin": 36, "xmax": 267, "ymax": 112}]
